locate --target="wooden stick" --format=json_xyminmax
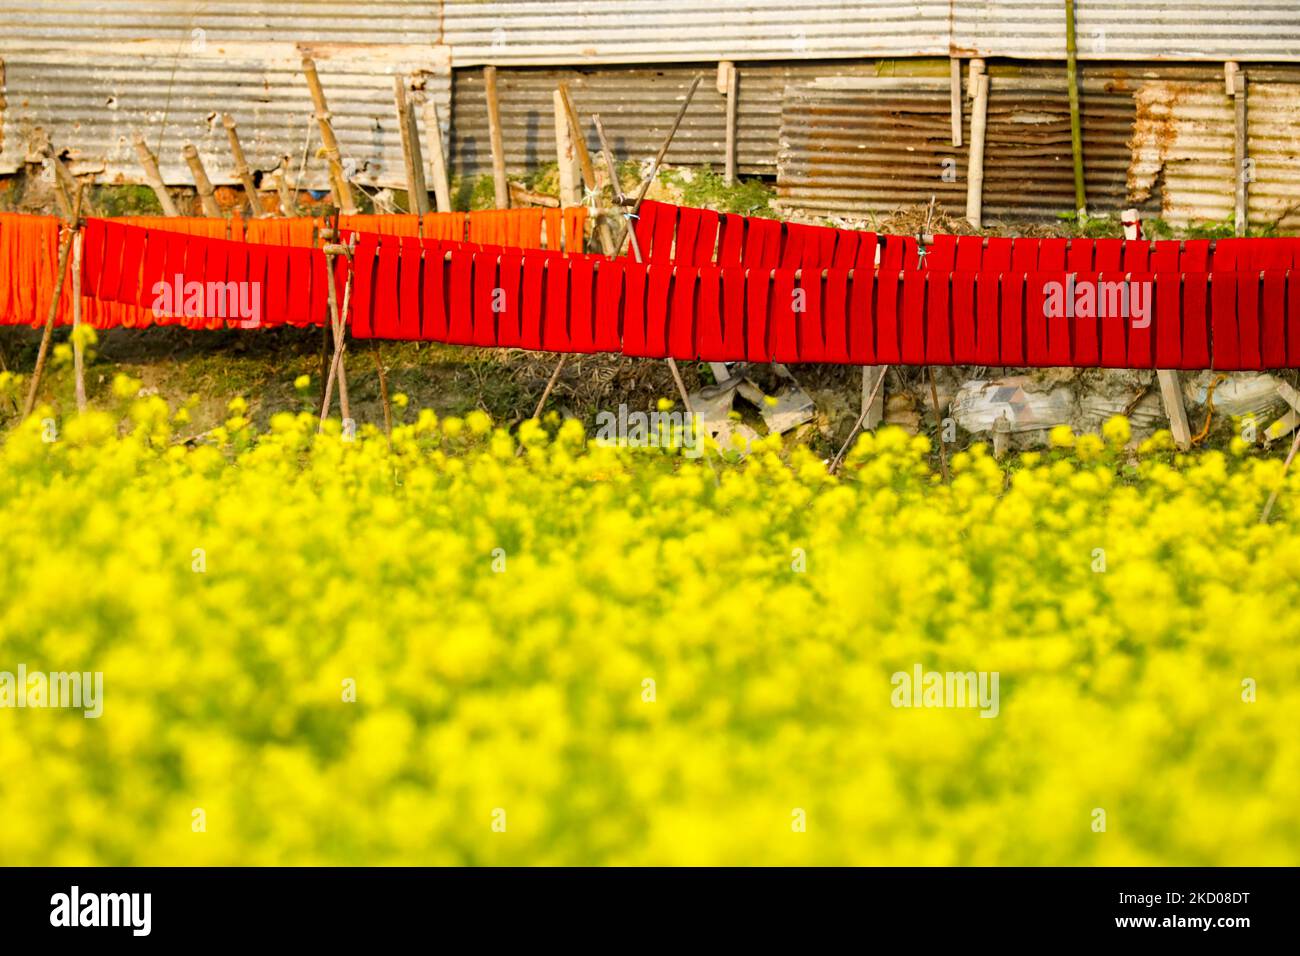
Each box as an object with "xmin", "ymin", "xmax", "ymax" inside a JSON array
[
  {"xmin": 531, "ymin": 354, "xmax": 566, "ymax": 420},
  {"xmin": 24, "ymin": 184, "xmax": 84, "ymax": 418},
  {"xmin": 949, "ymin": 58, "xmax": 963, "ymax": 148},
  {"xmin": 222, "ymin": 114, "xmax": 263, "ymax": 218},
  {"xmin": 276, "ymin": 155, "xmax": 300, "ymax": 217},
  {"xmin": 422, "ymin": 100, "xmax": 453, "ymax": 213},
  {"xmin": 183, "ymin": 144, "xmax": 222, "ymax": 217},
  {"xmin": 1261, "ymin": 424, "xmax": 1300, "ymax": 522},
  {"xmin": 965, "ymin": 73, "xmax": 990, "ymax": 229},
  {"xmin": 610, "ymin": 73, "xmax": 703, "ymax": 254},
  {"xmin": 721, "ymin": 61, "xmax": 738, "ymax": 184},
  {"xmin": 72, "ymin": 230, "xmax": 86, "ymax": 412},
  {"xmin": 1232, "ymin": 65, "xmax": 1248, "ymax": 237},
  {"xmin": 394, "ymin": 76, "xmax": 429, "ymax": 215},
  {"xmin": 484, "ymin": 66, "xmax": 510, "ymax": 209},
  {"xmin": 133, "ymin": 133, "xmax": 179, "ymax": 217},
  {"xmin": 302, "ymin": 56, "xmax": 358, "ymax": 214},
  {"xmin": 557, "ymin": 83, "xmax": 597, "ymax": 195},
  {"xmin": 830, "ymin": 364, "xmax": 890, "ymax": 474},
  {"xmin": 552, "ymin": 89, "xmax": 581, "ymax": 210},
  {"xmin": 861, "ymin": 365, "xmax": 885, "ymax": 429},
  {"xmin": 373, "ymin": 345, "xmax": 392, "ymax": 437},
  {"xmin": 558, "ymin": 84, "xmax": 616, "ymax": 255},
  {"xmin": 927, "ymin": 365, "xmax": 949, "ymax": 482},
  {"xmin": 1065, "ymin": 0, "xmax": 1087, "ymax": 218},
  {"xmin": 320, "ymin": 249, "xmax": 353, "ymax": 427}
]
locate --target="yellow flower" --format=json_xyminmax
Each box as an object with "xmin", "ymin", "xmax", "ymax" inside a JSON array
[
  {"xmin": 293, "ymin": 374, "xmax": 311, "ymax": 391},
  {"xmin": 1101, "ymin": 415, "xmax": 1131, "ymax": 447}
]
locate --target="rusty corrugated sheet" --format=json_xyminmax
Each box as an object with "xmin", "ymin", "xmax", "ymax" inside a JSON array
[
  {"xmin": 0, "ymin": 43, "xmax": 451, "ymax": 191},
  {"xmin": 438, "ymin": 0, "xmax": 952, "ymax": 65},
  {"xmin": 1248, "ymin": 83, "xmax": 1300, "ymax": 231},
  {"xmin": 775, "ymin": 70, "xmax": 1137, "ymax": 221},
  {"xmin": 776, "ymin": 64, "xmax": 1300, "ymax": 228},
  {"xmin": 449, "ymin": 61, "xmax": 888, "ymax": 179},
  {"xmin": 951, "ymin": 0, "xmax": 1300, "ymax": 62}
]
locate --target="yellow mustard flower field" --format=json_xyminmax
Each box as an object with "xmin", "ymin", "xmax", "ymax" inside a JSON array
[{"xmin": 1, "ymin": 377, "xmax": 1298, "ymax": 866}]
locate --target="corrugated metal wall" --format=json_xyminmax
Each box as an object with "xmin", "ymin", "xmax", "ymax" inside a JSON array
[
  {"xmin": 775, "ymin": 64, "xmax": 1300, "ymax": 229},
  {"xmin": 449, "ymin": 62, "xmax": 884, "ymax": 179},
  {"xmin": 438, "ymin": 1, "xmax": 952, "ymax": 65},
  {"xmin": 951, "ymin": 1, "xmax": 1300, "ymax": 62},
  {"xmin": 0, "ymin": 44, "xmax": 450, "ymax": 191},
  {"xmin": 0, "ymin": 0, "xmax": 1296, "ymax": 225},
  {"xmin": 0, "ymin": 3, "xmax": 451, "ymax": 190},
  {"xmin": 1, "ymin": 1, "xmax": 443, "ymax": 44}
]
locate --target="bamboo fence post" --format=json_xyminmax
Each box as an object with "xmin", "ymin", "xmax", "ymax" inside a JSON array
[
  {"xmin": 72, "ymin": 229, "xmax": 86, "ymax": 412},
  {"xmin": 183, "ymin": 144, "xmax": 222, "ymax": 217},
  {"xmin": 552, "ymin": 89, "xmax": 582, "ymax": 213},
  {"xmin": 720, "ymin": 61, "xmax": 738, "ymax": 184},
  {"xmin": 302, "ymin": 56, "xmax": 358, "ymax": 214},
  {"xmin": 223, "ymin": 113, "xmax": 263, "ymax": 217},
  {"xmin": 949, "ymin": 58, "xmax": 963, "ymax": 147},
  {"xmin": 422, "ymin": 100, "xmax": 453, "ymax": 213},
  {"xmin": 24, "ymin": 183, "xmax": 84, "ymax": 418},
  {"xmin": 394, "ymin": 76, "xmax": 429, "ymax": 215},
  {"xmin": 133, "ymin": 133, "xmax": 179, "ymax": 217},
  {"xmin": 1230, "ymin": 63, "xmax": 1249, "ymax": 237},
  {"xmin": 1065, "ymin": 0, "xmax": 1087, "ymax": 218},
  {"xmin": 484, "ymin": 66, "xmax": 510, "ymax": 209},
  {"xmin": 558, "ymin": 83, "xmax": 615, "ymax": 255},
  {"xmin": 965, "ymin": 72, "xmax": 990, "ymax": 229}
]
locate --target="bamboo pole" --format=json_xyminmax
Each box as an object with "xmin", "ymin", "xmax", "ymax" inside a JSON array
[
  {"xmin": 592, "ymin": 111, "xmax": 694, "ymax": 416},
  {"xmin": 1231, "ymin": 64, "xmax": 1248, "ymax": 237},
  {"xmin": 422, "ymin": 100, "xmax": 453, "ymax": 213},
  {"xmin": 302, "ymin": 56, "xmax": 358, "ymax": 214},
  {"xmin": 24, "ymin": 183, "xmax": 84, "ymax": 418},
  {"xmin": 558, "ymin": 83, "xmax": 616, "ymax": 255},
  {"xmin": 394, "ymin": 76, "xmax": 429, "ymax": 215},
  {"xmin": 949, "ymin": 58, "xmax": 963, "ymax": 147},
  {"xmin": 830, "ymin": 364, "xmax": 890, "ymax": 474},
  {"xmin": 610, "ymin": 73, "xmax": 704, "ymax": 255},
  {"xmin": 552, "ymin": 89, "xmax": 581, "ymax": 211},
  {"xmin": 965, "ymin": 73, "xmax": 990, "ymax": 229},
  {"xmin": 133, "ymin": 133, "xmax": 179, "ymax": 217},
  {"xmin": 373, "ymin": 345, "xmax": 392, "ymax": 437},
  {"xmin": 1065, "ymin": 0, "xmax": 1088, "ymax": 218},
  {"xmin": 72, "ymin": 230, "xmax": 86, "ymax": 412},
  {"xmin": 183, "ymin": 144, "xmax": 222, "ymax": 217},
  {"xmin": 320, "ymin": 243, "xmax": 354, "ymax": 428},
  {"xmin": 721, "ymin": 61, "xmax": 738, "ymax": 184},
  {"xmin": 222, "ymin": 113, "xmax": 263, "ymax": 217},
  {"xmin": 484, "ymin": 66, "xmax": 510, "ymax": 209}
]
